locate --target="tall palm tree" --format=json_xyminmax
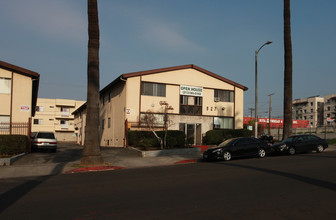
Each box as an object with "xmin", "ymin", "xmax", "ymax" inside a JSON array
[
  {"xmin": 81, "ymin": 0, "xmax": 103, "ymax": 166},
  {"xmin": 283, "ymin": 0, "xmax": 293, "ymax": 139}
]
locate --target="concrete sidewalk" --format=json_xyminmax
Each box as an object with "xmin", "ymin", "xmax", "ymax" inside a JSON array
[{"xmin": 0, "ymin": 145, "xmax": 203, "ymax": 179}]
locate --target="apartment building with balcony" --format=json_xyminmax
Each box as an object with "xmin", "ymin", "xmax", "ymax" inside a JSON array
[
  {"xmin": 32, "ymin": 98, "xmax": 85, "ymax": 141},
  {"xmin": 293, "ymin": 94, "xmax": 336, "ymax": 127}
]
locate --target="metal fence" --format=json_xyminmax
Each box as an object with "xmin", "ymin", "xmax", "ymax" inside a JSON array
[{"xmin": 0, "ymin": 122, "xmax": 30, "ymax": 136}]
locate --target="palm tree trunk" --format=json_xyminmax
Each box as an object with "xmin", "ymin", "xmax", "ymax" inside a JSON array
[
  {"xmin": 81, "ymin": 0, "xmax": 103, "ymax": 166},
  {"xmin": 283, "ymin": 0, "xmax": 293, "ymax": 139}
]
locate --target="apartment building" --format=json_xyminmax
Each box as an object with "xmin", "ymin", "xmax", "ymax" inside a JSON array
[
  {"xmin": 32, "ymin": 98, "xmax": 85, "ymax": 141},
  {"xmin": 0, "ymin": 60, "xmax": 39, "ymax": 133},
  {"xmin": 324, "ymin": 94, "xmax": 336, "ymax": 124},
  {"xmin": 293, "ymin": 94, "xmax": 336, "ymax": 127},
  {"xmin": 74, "ymin": 64, "xmax": 248, "ymax": 147}
]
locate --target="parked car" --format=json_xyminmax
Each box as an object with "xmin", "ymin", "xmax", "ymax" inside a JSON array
[
  {"xmin": 203, "ymin": 137, "xmax": 271, "ymax": 161},
  {"xmin": 272, "ymin": 134, "xmax": 328, "ymax": 155},
  {"xmin": 32, "ymin": 131, "xmax": 57, "ymax": 152}
]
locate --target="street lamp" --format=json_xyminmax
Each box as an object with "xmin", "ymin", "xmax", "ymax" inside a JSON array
[{"xmin": 255, "ymin": 41, "xmax": 272, "ymax": 138}]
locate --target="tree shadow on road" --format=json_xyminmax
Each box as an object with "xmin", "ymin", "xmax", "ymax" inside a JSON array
[{"xmin": 0, "ymin": 163, "xmax": 66, "ymax": 214}]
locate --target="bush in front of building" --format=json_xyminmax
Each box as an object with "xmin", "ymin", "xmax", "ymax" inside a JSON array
[
  {"xmin": 128, "ymin": 130, "xmax": 185, "ymax": 149},
  {"xmin": 204, "ymin": 129, "xmax": 252, "ymax": 145},
  {"xmin": 0, "ymin": 135, "xmax": 27, "ymax": 156}
]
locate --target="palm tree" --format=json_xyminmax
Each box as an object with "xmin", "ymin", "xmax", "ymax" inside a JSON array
[
  {"xmin": 81, "ymin": 0, "xmax": 104, "ymax": 166},
  {"xmin": 283, "ymin": 0, "xmax": 293, "ymax": 140}
]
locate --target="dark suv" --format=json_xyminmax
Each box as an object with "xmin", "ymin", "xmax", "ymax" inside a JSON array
[{"xmin": 272, "ymin": 134, "xmax": 328, "ymax": 155}]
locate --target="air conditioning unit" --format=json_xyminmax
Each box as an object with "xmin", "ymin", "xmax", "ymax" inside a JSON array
[{"xmin": 214, "ymin": 97, "xmax": 220, "ymax": 102}]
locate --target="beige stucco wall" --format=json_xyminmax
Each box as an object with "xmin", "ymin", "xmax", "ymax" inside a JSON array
[
  {"xmin": 0, "ymin": 68, "xmax": 11, "ymax": 116},
  {"xmin": 32, "ymin": 98, "xmax": 85, "ymax": 142},
  {"xmin": 0, "ymin": 68, "xmax": 33, "ymax": 123},
  {"xmin": 100, "ymin": 82, "xmax": 127, "ymax": 147},
  {"xmin": 234, "ymin": 87, "xmax": 244, "ymax": 129}
]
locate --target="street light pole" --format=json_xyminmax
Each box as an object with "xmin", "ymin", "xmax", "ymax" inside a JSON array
[
  {"xmin": 268, "ymin": 93, "xmax": 275, "ymax": 136},
  {"xmin": 255, "ymin": 41, "xmax": 272, "ymax": 138}
]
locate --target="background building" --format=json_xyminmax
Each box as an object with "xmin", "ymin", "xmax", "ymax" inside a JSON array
[
  {"xmin": 0, "ymin": 60, "xmax": 39, "ymax": 134},
  {"xmin": 74, "ymin": 64, "xmax": 248, "ymax": 147},
  {"xmin": 32, "ymin": 98, "xmax": 85, "ymax": 141},
  {"xmin": 293, "ymin": 94, "xmax": 336, "ymax": 127}
]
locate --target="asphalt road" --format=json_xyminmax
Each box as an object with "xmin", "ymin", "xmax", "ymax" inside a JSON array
[{"xmin": 1, "ymin": 151, "xmax": 336, "ymax": 219}]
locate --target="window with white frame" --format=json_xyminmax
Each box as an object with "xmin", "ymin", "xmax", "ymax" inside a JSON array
[
  {"xmin": 0, "ymin": 115, "xmax": 10, "ymax": 132},
  {"xmin": 214, "ymin": 117, "xmax": 233, "ymax": 129},
  {"xmin": 140, "ymin": 113, "xmax": 165, "ymax": 127},
  {"xmin": 0, "ymin": 77, "xmax": 11, "ymax": 94},
  {"xmin": 36, "ymin": 106, "xmax": 44, "ymax": 112},
  {"xmin": 60, "ymin": 119, "xmax": 69, "ymax": 129}
]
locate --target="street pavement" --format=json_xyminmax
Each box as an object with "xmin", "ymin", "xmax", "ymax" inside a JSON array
[{"xmin": 0, "ymin": 142, "xmax": 335, "ymax": 179}]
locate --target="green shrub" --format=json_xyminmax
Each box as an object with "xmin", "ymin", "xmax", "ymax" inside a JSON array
[
  {"xmin": 128, "ymin": 130, "xmax": 185, "ymax": 148},
  {"xmin": 204, "ymin": 129, "xmax": 252, "ymax": 145},
  {"xmin": 0, "ymin": 135, "xmax": 27, "ymax": 156}
]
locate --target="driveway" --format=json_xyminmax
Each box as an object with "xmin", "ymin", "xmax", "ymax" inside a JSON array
[{"xmin": 14, "ymin": 142, "xmax": 83, "ymax": 165}]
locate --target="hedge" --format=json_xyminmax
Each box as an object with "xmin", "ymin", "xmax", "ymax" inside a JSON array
[
  {"xmin": 204, "ymin": 129, "xmax": 252, "ymax": 145},
  {"xmin": 128, "ymin": 130, "xmax": 185, "ymax": 148},
  {"xmin": 0, "ymin": 135, "xmax": 27, "ymax": 156}
]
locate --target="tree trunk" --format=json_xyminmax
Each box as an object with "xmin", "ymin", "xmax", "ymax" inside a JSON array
[
  {"xmin": 81, "ymin": 0, "xmax": 104, "ymax": 166},
  {"xmin": 283, "ymin": 0, "xmax": 293, "ymax": 140}
]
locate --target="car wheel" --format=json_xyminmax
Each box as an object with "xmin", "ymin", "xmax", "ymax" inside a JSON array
[
  {"xmin": 288, "ymin": 146, "xmax": 295, "ymax": 155},
  {"xmin": 223, "ymin": 151, "xmax": 231, "ymax": 161},
  {"xmin": 316, "ymin": 144, "xmax": 324, "ymax": 153},
  {"xmin": 258, "ymin": 148, "xmax": 266, "ymax": 158}
]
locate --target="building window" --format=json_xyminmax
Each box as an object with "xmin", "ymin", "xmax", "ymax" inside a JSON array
[
  {"xmin": 214, "ymin": 89, "xmax": 234, "ymax": 102},
  {"xmin": 141, "ymin": 82, "xmax": 166, "ymax": 97},
  {"xmin": 327, "ymin": 106, "xmax": 331, "ymax": 111},
  {"xmin": 60, "ymin": 120, "xmax": 69, "ymax": 129},
  {"xmin": 0, "ymin": 77, "xmax": 11, "ymax": 94},
  {"xmin": 311, "ymin": 109, "xmax": 313, "ymax": 113},
  {"xmin": 108, "ymin": 117, "xmax": 111, "ymax": 128},
  {"xmin": 36, "ymin": 106, "xmax": 44, "ymax": 112},
  {"xmin": 214, "ymin": 117, "xmax": 233, "ymax": 129},
  {"xmin": 0, "ymin": 116, "xmax": 10, "ymax": 132},
  {"xmin": 180, "ymin": 95, "xmax": 202, "ymax": 115},
  {"xmin": 310, "ymin": 102, "xmax": 313, "ymax": 106},
  {"xmin": 102, "ymin": 119, "xmax": 105, "ymax": 129},
  {"xmin": 140, "ymin": 113, "xmax": 164, "ymax": 127},
  {"xmin": 33, "ymin": 119, "xmax": 43, "ymax": 125}
]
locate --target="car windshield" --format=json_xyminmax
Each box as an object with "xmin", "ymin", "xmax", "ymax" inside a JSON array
[
  {"xmin": 218, "ymin": 138, "xmax": 238, "ymax": 147},
  {"xmin": 281, "ymin": 136, "xmax": 301, "ymax": 144},
  {"xmin": 37, "ymin": 132, "xmax": 55, "ymax": 139}
]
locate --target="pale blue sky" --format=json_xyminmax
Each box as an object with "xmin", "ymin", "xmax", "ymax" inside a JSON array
[{"xmin": 1, "ymin": 0, "xmax": 335, "ymax": 118}]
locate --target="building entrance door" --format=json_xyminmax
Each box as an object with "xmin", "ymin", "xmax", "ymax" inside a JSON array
[{"xmin": 179, "ymin": 123, "xmax": 202, "ymax": 145}]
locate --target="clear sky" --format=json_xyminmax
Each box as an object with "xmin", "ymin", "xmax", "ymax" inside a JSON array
[{"xmin": 1, "ymin": 0, "xmax": 335, "ymax": 118}]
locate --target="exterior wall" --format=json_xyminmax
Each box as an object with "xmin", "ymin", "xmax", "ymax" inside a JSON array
[
  {"xmin": 293, "ymin": 96, "xmax": 325, "ymax": 127},
  {"xmin": 74, "ymin": 66, "xmax": 246, "ymax": 147},
  {"xmin": 0, "ymin": 68, "xmax": 11, "ymax": 116},
  {"xmin": 74, "ymin": 107, "xmax": 86, "ymax": 145},
  {"xmin": 324, "ymin": 94, "xmax": 336, "ymax": 124},
  {"xmin": 100, "ymin": 82, "xmax": 127, "ymax": 147},
  {"xmin": 32, "ymin": 98, "xmax": 85, "ymax": 141},
  {"xmin": 0, "ymin": 68, "xmax": 33, "ymax": 124}
]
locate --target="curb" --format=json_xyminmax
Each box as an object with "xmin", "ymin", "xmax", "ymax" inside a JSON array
[
  {"xmin": 65, "ymin": 166, "xmax": 125, "ymax": 174},
  {"xmin": 0, "ymin": 153, "xmax": 26, "ymax": 166},
  {"xmin": 65, "ymin": 159, "xmax": 198, "ymax": 174}
]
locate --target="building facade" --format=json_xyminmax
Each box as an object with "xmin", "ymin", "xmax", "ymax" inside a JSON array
[
  {"xmin": 32, "ymin": 98, "xmax": 85, "ymax": 141},
  {"xmin": 293, "ymin": 94, "xmax": 336, "ymax": 127},
  {"xmin": 74, "ymin": 64, "xmax": 247, "ymax": 147},
  {"xmin": 0, "ymin": 60, "xmax": 39, "ymax": 133}
]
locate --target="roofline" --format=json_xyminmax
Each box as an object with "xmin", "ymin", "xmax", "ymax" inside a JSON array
[
  {"xmin": 0, "ymin": 60, "xmax": 40, "ymax": 79},
  {"xmin": 0, "ymin": 60, "xmax": 40, "ymax": 116},
  {"xmin": 121, "ymin": 64, "xmax": 248, "ymax": 91}
]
